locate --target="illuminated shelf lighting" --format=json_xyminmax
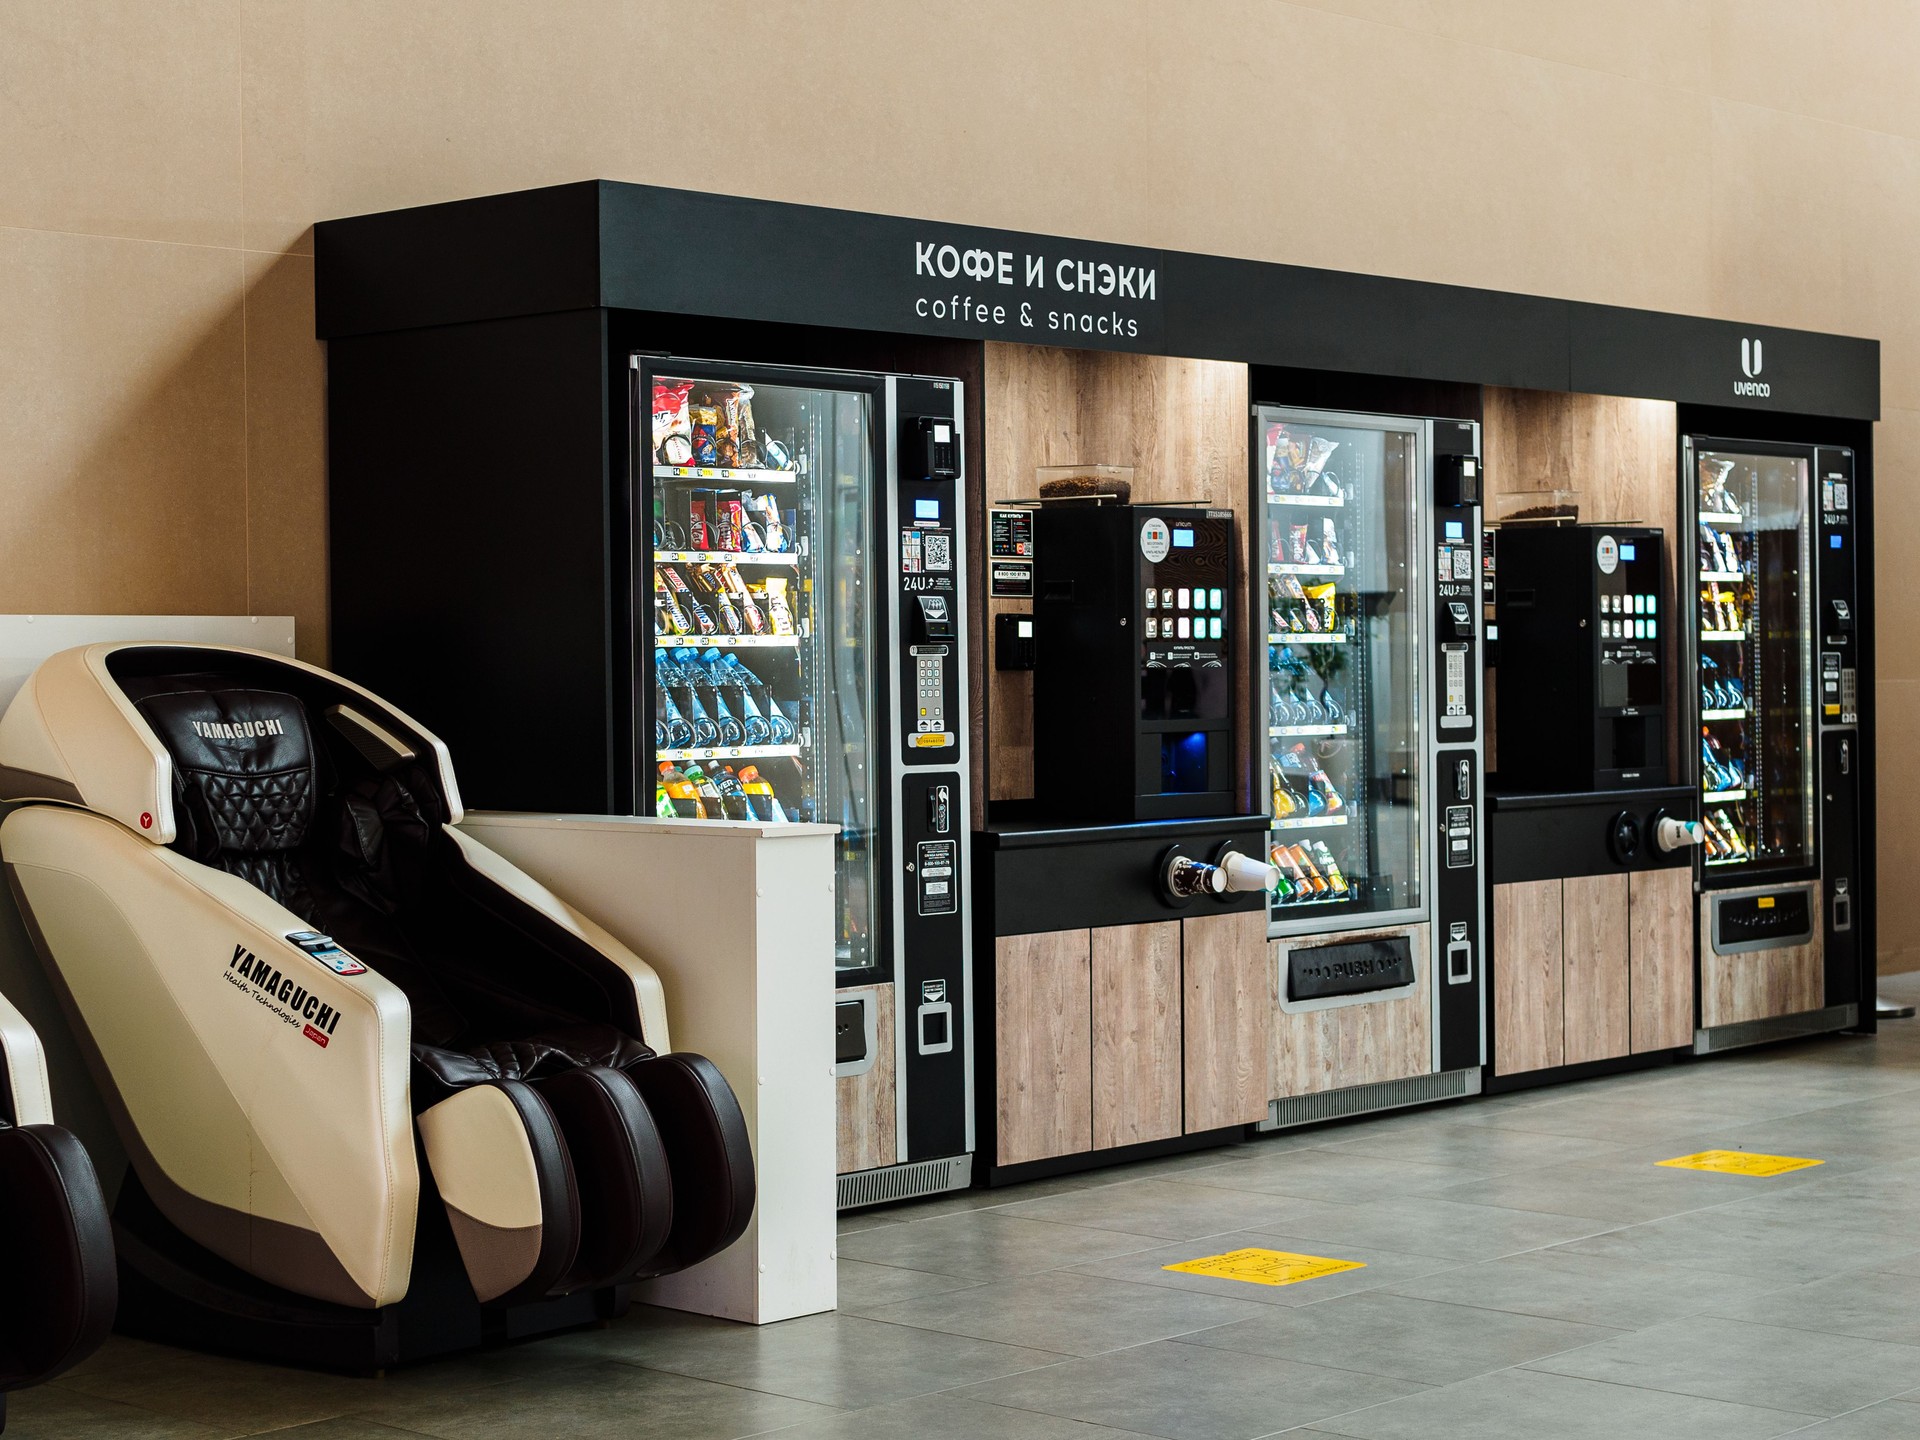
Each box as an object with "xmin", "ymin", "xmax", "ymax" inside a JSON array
[
  {"xmin": 1267, "ymin": 492, "xmax": 1345, "ymax": 508},
  {"xmin": 1270, "ymin": 814, "xmax": 1351, "ymax": 830},
  {"xmin": 654, "ymin": 634, "xmax": 798, "ymax": 649},
  {"xmin": 654, "ymin": 465, "xmax": 797, "ymax": 485},
  {"xmin": 657, "ymin": 743, "xmax": 801, "ymax": 762},
  {"xmin": 1700, "ymin": 629, "xmax": 1747, "ymax": 642},
  {"xmin": 1700, "ymin": 570, "xmax": 1745, "ymax": 583},
  {"xmin": 1703, "ymin": 788, "xmax": 1749, "ymax": 804},
  {"xmin": 654, "ymin": 550, "xmax": 799, "ymax": 566},
  {"xmin": 1700, "ymin": 511, "xmax": 1747, "ymax": 526},
  {"xmin": 1701, "ymin": 708, "xmax": 1748, "ymax": 721},
  {"xmin": 1269, "ymin": 562, "xmax": 1345, "ymax": 577},
  {"xmin": 1268, "ymin": 723, "xmax": 1349, "ymax": 738},
  {"xmin": 1268, "ymin": 632, "xmax": 1348, "ymax": 645}
]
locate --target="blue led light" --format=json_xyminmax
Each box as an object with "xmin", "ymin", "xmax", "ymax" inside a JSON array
[{"xmin": 1831, "ymin": 534, "xmax": 1843, "ymax": 548}]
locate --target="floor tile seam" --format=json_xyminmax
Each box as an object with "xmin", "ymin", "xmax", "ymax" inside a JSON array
[
  {"xmin": 837, "ymin": 1256, "xmax": 995, "ymax": 1287},
  {"xmin": 1679, "ymin": 1305, "xmax": 1920, "ymax": 1353},
  {"xmin": 921, "ymin": 1381, "xmax": 1184, "ymax": 1440},
  {"xmin": 35, "ymin": 1376, "xmax": 276, "ymax": 1439},
  {"xmin": 1159, "ymin": 1324, "xmax": 1629, "ymax": 1390},
  {"xmin": 1406, "ymin": 1185, "xmax": 1772, "ymax": 1227},
  {"xmin": 1361, "ymin": 1275, "xmax": 1728, "ymax": 1331},
  {"xmin": 566, "ymin": 1355, "xmax": 892, "ymax": 1411},
  {"xmin": 246, "ymin": 1413, "xmax": 424, "ymax": 1438},
  {"xmin": 1514, "ymin": 1344, "xmax": 1868, "ymax": 1417}
]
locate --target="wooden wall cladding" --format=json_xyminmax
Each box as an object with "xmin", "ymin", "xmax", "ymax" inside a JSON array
[
  {"xmin": 1481, "ymin": 388, "xmax": 1680, "ymax": 780},
  {"xmin": 1699, "ymin": 889, "xmax": 1825, "ymax": 1030},
  {"xmin": 1270, "ymin": 925, "xmax": 1433, "ymax": 1099},
  {"xmin": 994, "ymin": 929, "xmax": 1094, "ymax": 1166},
  {"xmin": 1493, "ymin": 878, "xmax": 1567, "ymax": 1074},
  {"xmin": 1629, "ymin": 865, "xmax": 1694, "ymax": 1051},
  {"xmin": 976, "ymin": 344, "xmax": 1250, "ymax": 817},
  {"xmin": 835, "ymin": 983, "xmax": 896, "ymax": 1174},
  {"xmin": 1182, "ymin": 909, "xmax": 1272, "ymax": 1132},
  {"xmin": 1091, "ymin": 921, "xmax": 1183, "ymax": 1149}
]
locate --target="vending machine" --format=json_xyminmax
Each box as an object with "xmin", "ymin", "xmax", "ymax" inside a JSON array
[
  {"xmin": 1253, "ymin": 407, "xmax": 1486, "ymax": 1107},
  {"xmin": 1494, "ymin": 525, "xmax": 1668, "ymax": 793},
  {"xmin": 1033, "ymin": 506, "xmax": 1236, "ymax": 822},
  {"xmin": 641, "ymin": 360, "xmax": 973, "ymax": 1203},
  {"xmin": 1684, "ymin": 436, "xmax": 1858, "ymax": 1047}
]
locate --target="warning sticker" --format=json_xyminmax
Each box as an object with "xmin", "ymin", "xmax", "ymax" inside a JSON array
[
  {"xmin": 1162, "ymin": 1248, "xmax": 1366, "ymax": 1287},
  {"xmin": 1657, "ymin": 1150, "xmax": 1824, "ymax": 1177}
]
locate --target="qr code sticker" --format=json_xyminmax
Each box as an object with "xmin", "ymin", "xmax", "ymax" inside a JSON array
[{"xmin": 924, "ymin": 534, "xmax": 952, "ymax": 572}]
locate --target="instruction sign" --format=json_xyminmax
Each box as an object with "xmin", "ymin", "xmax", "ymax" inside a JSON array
[
  {"xmin": 1163, "ymin": 1247, "xmax": 1366, "ymax": 1287},
  {"xmin": 1656, "ymin": 1150, "xmax": 1824, "ymax": 1177}
]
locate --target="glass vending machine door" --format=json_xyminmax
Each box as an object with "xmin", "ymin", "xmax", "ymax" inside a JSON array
[
  {"xmin": 1690, "ymin": 441, "xmax": 1816, "ymax": 880},
  {"xmin": 1257, "ymin": 408, "xmax": 1424, "ymax": 935},
  {"xmin": 642, "ymin": 366, "xmax": 884, "ymax": 978}
]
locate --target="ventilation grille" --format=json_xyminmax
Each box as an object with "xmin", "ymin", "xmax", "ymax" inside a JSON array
[
  {"xmin": 838, "ymin": 1155, "xmax": 972, "ymax": 1211},
  {"xmin": 1257, "ymin": 1068, "xmax": 1479, "ymax": 1132},
  {"xmin": 1694, "ymin": 1004, "xmax": 1857, "ymax": 1055}
]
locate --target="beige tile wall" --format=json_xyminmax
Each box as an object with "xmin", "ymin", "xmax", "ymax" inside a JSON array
[{"xmin": 0, "ymin": 0, "xmax": 1912, "ymax": 965}]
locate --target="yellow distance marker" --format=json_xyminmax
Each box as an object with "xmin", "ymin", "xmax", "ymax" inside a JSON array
[
  {"xmin": 1657, "ymin": 1149, "xmax": 1823, "ymax": 1177},
  {"xmin": 1163, "ymin": 1247, "xmax": 1366, "ymax": 1287}
]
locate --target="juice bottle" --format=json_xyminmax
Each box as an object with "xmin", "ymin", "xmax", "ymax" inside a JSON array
[
  {"xmin": 656, "ymin": 761, "xmax": 705, "ymax": 819},
  {"xmin": 683, "ymin": 762, "xmax": 725, "ymax": 818},
  {"xmin": 654, "ymin": 782, "xmax": 678, "ymax": 818},
  {"xmin": 717, "ymin": 766, "xmax": 757, "ymax": 820},
  {"xmin": 738, "ymin": 765, "xmax": 787, "ymax": 822}
]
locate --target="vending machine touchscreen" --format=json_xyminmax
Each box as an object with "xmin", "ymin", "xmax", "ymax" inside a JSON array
[{"xmin": 1034, "ymin": 506, "xmax": 1236, "ymax": 821}]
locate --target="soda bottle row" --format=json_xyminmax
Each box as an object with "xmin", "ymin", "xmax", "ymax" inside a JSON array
[
  {"xmin": 1269, "ymin": 840, "xmax": 1350, "ymax": 903},
  {"xmin": 656, "ymin": 759, "xmax": 788, "ymax": 822},
  {"xmin": 1270, "ymin": 742, "xmax": 1346, "ymax": 819},
  {"xmin": 654, "ymin": 648, "xmax": 797, "ymax": 749}
]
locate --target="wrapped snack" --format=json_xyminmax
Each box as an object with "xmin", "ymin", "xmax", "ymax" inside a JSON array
[
  {"xmin": 652, "ymin": 381, "xmax": 694, "ymax": 463},
  {"xmin": 726, "ymin": 394, "xmax": 762, "ymax": 468},
  {"xmin": 763, "ymin": 579, "xmax": 796, "ymax": 636},
  {"xmin": 761, "ymin": 437, "xmax": 795, "ymax": 472},
  {"xmin": 1289, "ymin": 523, "xmax": 1309, "ymax": 564},
  {"xmin": 1303, "ymin": 435, "xmax": 1339, "ymax": 477},
  {"xmin": 691, "ymin": 406, "xmax": 722, "ymax": 467},
  {"xmin": 1306, "ymin": 582, "xmax": 1338, "ymax": 632}
]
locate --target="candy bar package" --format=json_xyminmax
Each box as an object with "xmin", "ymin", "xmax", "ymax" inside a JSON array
[
  {"xmin": 725, "ymin": 393, "xmax": 762, "ymax": 468},
  {"xmin": 691, "ymin": 406, "xmax": 722, "ymax": 467}
]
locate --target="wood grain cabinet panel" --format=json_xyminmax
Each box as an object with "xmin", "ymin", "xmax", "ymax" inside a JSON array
[
  {"xmin": 836, "ymin": 984, "xmax": 896, "ymax": 1174},
  {"xmin": 1629, "ymin": 866, "xmax": 1695, "ymax": 1052},
  {"xmin": 995, "ymin": 930, "xmax": 1093, "ymax": 1166},
  {"xmin": 1699, "ymin": 888, "xmax": 1824, "ymax": 1030},
  {"xmin": 1091, "ymin": 921, "xmax": 1183, "ymax": 1150},
  {"xmin": 1182, "ymin": 910, "xmax": 1271, "ymax": 1132},
  {"xmin": 1562, "ymin": 872, "xmax": 1630, "ymax": 1065},
  {"xmin": 1494, "ymin": 879, "xmax": 1565, "ymax": 1074}
]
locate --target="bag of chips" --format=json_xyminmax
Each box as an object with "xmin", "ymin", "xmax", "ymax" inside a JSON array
[{"xmin": 652, "ymin": 381, "xmax": 694, "ymax": 464}]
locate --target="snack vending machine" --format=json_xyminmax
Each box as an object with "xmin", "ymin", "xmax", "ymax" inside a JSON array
[
  {"xmin": 1253, "ymin": 408, "xmax": 1485, "ymax": 1087},
  {"xmin": 641, "ymin": 360, "xmax": 973, "ymax": 1203},
  {"xmin": 1685, "ymin": 436, "xmax": 1857, "ymax": 1045}
]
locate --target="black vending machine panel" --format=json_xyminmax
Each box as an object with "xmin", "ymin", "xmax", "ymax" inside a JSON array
[
  {"xmin": 1816, "ymin": 446, "xmax": 1860, "ymax": 1007},
  {"xmin": 891, "ymin": 378, "xmax": 971, "ymax": 1163},
  {"xmin": 1034, "ymin": 506, "xmax": 1237, "ymax": 822},
  {"xmin": 1494, "ymin": 524, "xmax": 1666, "ymax": 792},
  {"xmin": 1433, "ymin": 420, "xmax": 1485, "ymax": 1075}
]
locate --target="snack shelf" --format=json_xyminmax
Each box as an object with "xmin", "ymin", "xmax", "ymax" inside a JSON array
[
  {"xmin": 1268, "ymin": 631, "xmax": 1348, "ymax": 645},
  {"xmin": 658, "ymin": 743, "xmax": 802, "ymax": 763},
  {"xmin": 1267, "ymin": 492, "xmax": 1345, "ymax": 509},
  {"xmin": 1270, "ymin": 814, "xmax": 1351, "ymax": 830},
  {"xmin": 654, "ymin": 550, "xmax": 799, "ymax": 567},
  {"xmin": 1700, "ymin": 629, "xmax": 1747, "ymax": 643},
  {"xmin": 1702, "ymin": 707, "xmax": 1748, "ymax": 721},
  {"xmin": 653, "ymin": 464, "xmax": 797, "ymax": 485},
  {"xmin": 1269, "ymin": 562, "xmax": 1346, "ymax": 577},
  {"xmin": 1703, "ymin": 788, "xmax": 1749, "ymax": 804},
  {"xmin": 1700, "ymin": 510, "xmax": 1747, "ymax": 526},
  {"xmin": 1275, "ymin": 894, "xmax": 1354, "ymax": 906},
  {"xmin": 1269, "ymin": 723, "xmax": 1349, "ymax": 738},
  {"xmin": 1700, "ymin": 570, "xmax": 1746, "ymax": 583},
  {"xmin": 654, "ymin": 634, "xmax": 799, "ymax": 649},
  {"xmin": 1704, "ymin": 854, "xmax": 1748, "ymax": 867}
]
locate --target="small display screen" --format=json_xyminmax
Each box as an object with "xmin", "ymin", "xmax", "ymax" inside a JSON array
[
  {"xmin": 1171, "ymin": 526, "xmax": 1194, "ymax": 548},
  {"xmin": 914, "ymin": 498, "xmax": 940, "ymax": 522},
  {"xmin": 1620, "ymin": 543, "xmax": 1636, "ymax": 561},
  {"xmin": 1444, "ymin": 521, "xmax": 1464, "ymax": 540}
]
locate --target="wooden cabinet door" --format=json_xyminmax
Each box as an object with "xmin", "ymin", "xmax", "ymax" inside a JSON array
[
  {"xmin": 1562, "ymin": 872, "xmax": 1631, "ymax": 1065},
  {"xmin": 1182, "ymin": 910, "xmax": 1271, "ymax": 1133},
  {"xmin": 1630, "ymin": 866, "xmax": 1694, "ymax": 1050},
  {"xmin": 994, "ymin": 930, "xmax": 1093, "ymax": 1165},
  {"xmin": 1494, "ymin": 879, "xmax": 1564, "ymax": 1074},
  {"xmin": 1091, "ymin": 921, "xmax": 1182, "ymax": 1149},
  {"xmin": 836, "ymin": 984, "xmax": 896, "ymax": 1174}
]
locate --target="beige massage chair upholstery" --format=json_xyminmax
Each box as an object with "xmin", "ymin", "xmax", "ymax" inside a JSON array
[{"xmin": 0, "ymin": 644, "xmax": 751, "ymax": 1363}]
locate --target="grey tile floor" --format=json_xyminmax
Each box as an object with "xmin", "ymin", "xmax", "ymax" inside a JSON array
[{"xmin": 21, "ymin": 976, "xmax": 1920, "ymax": 1439}]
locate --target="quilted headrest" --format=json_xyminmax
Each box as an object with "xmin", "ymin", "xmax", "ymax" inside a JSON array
[
  {"xmin": 133, "ymin": 682, "xmax": 318, "ymax": 858},
  {"xmin": 0, "ymin": 643, "xmax": 465, "ymax": 843}
]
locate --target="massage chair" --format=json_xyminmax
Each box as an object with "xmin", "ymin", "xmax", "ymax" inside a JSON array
[
  {"xmin": 0, "ymin": 643, "xmax": 753, "ymax": 1369},
  {"xmin": 0, "ymin": 987, "xmax": 115, "ymax": 1429}
]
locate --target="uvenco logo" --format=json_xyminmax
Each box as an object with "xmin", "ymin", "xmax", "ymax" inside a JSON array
[
  {"xmin": 224, "ymin": 943, "xmax": 342, "ymax": 1047},
  {"xmin": 1735, "ymin": 337, "xmax": 1770, "ymax": 398}
]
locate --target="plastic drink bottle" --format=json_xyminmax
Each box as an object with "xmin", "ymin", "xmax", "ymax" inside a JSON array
[
  {"xmin": 654, "ymin": 783, "xmax": 678, "ymax": 818},
  {"xmin": 683, "ymin": 762, "xmax": 725, "ymax": 817},
  {"xmin": 716, "ymin": 765, "xmax": 757, "ymax": 820},
  {"xmin": 657, "ymin": 761, "xmax": 705, "ymax": 819},
  {"xmin": 737, "ymin": 765, "xmax": 787, "ymax": 822},
  {"xmin": 724, "ymin": 654, "xmax": 793, "ymax": 741},
  {"xmin": 669, "ymin": 648, "xmax": 721, "ymax": 745},
  {"xmin": 654, "ymin": 652, "xmax": 695, "ymax": 748},
  {"xmin": 704, "ymin": 649, "xmax": 770, "ymax": 744}
]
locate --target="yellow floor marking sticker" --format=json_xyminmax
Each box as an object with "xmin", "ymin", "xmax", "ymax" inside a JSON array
[
  {"xmin": 1163, "ymin": 1247, "xmax": 1366, "ymax": 1287},
  {"xmin": 1657, "ymin": 1149, "xmax": 1824, "ymax": 1177}
]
